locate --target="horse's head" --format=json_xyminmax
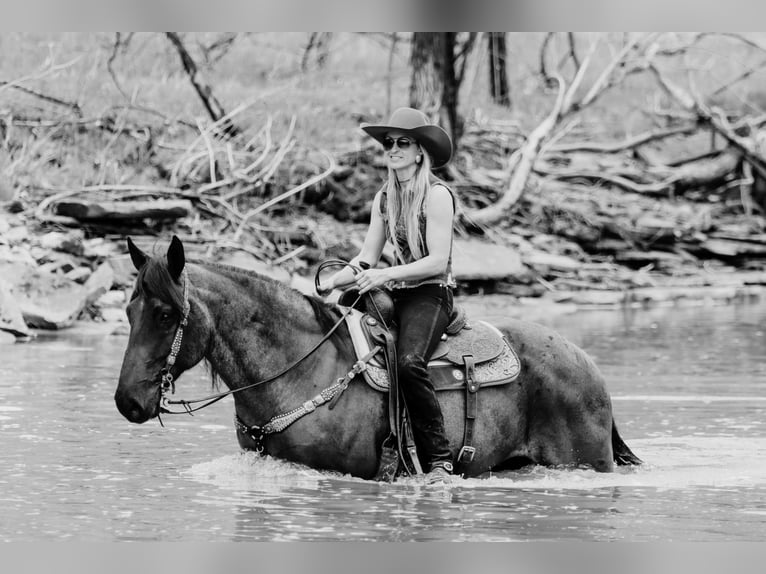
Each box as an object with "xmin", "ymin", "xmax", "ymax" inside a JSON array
[{"xmin": 115, "ymin": 236, "xmax": 208, "ymax": 423}]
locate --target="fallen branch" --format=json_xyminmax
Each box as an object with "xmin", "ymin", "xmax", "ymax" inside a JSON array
[
  {"xmin": 468, "ymin": 75, "xmax": 566, "ymax": 225},
  {"xmin": 233, "ymin": 150, "xmax": 336, "ymax": 241},
  {"xmin": 550, "ymin": 124, "xmax": 697, "ymax": 154},
  {"xmin": 650, "ymin": 63, "xmax": 766, "ymax": 180}
]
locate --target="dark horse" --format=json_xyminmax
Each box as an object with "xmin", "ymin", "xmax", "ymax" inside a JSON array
[{"xmin": 115, "ymin": 237, "xmax": 641, "ymax": 479}]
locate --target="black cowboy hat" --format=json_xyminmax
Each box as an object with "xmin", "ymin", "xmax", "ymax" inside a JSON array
[{"xmin": 361, "ymin": 107, "xmax": 453, "ymax": 168}]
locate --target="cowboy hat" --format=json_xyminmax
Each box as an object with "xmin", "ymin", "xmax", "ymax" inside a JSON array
[{"xmin": 361, "ymin": 107, "xmax": 452, "ymax": 168}]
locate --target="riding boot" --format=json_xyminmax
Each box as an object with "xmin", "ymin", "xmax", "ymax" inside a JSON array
[{"xmin": 397, "ymin": 355, "xmax": 453, "ymax": 469}]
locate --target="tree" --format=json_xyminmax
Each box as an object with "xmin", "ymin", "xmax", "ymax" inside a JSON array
[
  {"xmin": 165, "ymin": 32, "xmax": 239, "ymax": 138},
  {"xmin": 409, "ymin": 33, "xmax": 477, "ymax": 154},
  {"xmin": 487, "ymin": 32, "xmax": 510, "ymax": 107}
]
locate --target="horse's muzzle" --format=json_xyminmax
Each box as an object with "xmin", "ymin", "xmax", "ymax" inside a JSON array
[{"xmin": 114, "ymin": 380, "xmax": 160, "ymax": 423}]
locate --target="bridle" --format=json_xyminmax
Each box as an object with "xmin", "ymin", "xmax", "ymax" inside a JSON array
[
  {"xmin": 157, "ymin": 269, "xmax": 190, "ymax": 400},
  {"xmin": 155, "ymin": 262, "xmax": 363, "ymax": 418}
]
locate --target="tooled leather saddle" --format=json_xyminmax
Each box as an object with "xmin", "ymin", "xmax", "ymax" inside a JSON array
[{"xmin": 340, "ymin": 290, "xmax": 521, "ymax": 473}]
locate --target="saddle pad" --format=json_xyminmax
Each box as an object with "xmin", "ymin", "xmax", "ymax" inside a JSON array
[
  {"xmin": 344, "ymin": 308, "xmax": 521, "ymax": 393},
  {"xmin": 362, "ymin": 339, "xmax": 521, "ymax": 393}
]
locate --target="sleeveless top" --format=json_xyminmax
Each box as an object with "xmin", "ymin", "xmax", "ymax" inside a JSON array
[{"xmin": 379, "ymin": 181, "xmax": 456, "ymax": 290}]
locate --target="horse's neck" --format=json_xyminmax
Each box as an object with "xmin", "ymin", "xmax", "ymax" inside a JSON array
[{"xmin": 193, "ymin": 264, "xmax": 348, "ymax": 403}]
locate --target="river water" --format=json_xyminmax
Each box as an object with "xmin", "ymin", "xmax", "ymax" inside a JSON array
[{"xmin": 1, "ymin": 297, "xmax": 765, "ymax": 542}]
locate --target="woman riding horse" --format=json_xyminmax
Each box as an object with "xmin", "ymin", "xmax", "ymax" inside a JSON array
[{"xmin": 318, "ymin": 107, "xmax": 457, "ymax": 485}]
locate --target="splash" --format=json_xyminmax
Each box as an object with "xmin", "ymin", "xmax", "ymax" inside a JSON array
[{"xmin": 183, "ymin": 436, "xmax": 766, "ymax": 494}]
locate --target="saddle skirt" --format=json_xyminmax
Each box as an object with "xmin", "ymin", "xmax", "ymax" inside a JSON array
[{"xmin": 343, "ymin": 308, "xmax": 521, "ymax": 393}]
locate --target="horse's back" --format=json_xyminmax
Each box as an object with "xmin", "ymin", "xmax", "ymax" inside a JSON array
[{"xmin": 467, "ymin": 318, "xmax": 615, "ymax": 472}]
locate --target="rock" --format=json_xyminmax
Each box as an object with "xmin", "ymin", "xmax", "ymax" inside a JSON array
[
  {"xmin": 83, "ymin": 262, "xmax": 115, "ymax": 305},
  {"xmin": 37, "ymin": 230, "xmax": 85, "ymax": 256},
  {"xmin": 2, "ymin": 262, "xmax": 89, "ymax": 330},
  {"xmin": 83, "ymin": 237, "xmax": 120, "ymax": 260},
  {"xmin": 0, "ymin": 279, "xmax": 30, "ymax": 337},
  {"xmin": 108, "ymin": 255, "xmax": 138, "ymax": 288},
  {"xmin": 96, "ymin": 290, "xmax": 126, "ymax": 308},
  {"xmin": 5, "ymin": 225, "xmax": 29, "ymax": 245},
  {"xmin": 38, "ymin": 253, "xmax": 78, "ymax": 275},
  {"xmin": 0, "ymin": 245, "xmax": 37, "ymax": 266},
  {"xmin": 451, "ymin": 239, "xmax": 524, "ymax": 281},
  {"xmin": 65, "ymin": 266, "xmax": 93, "ymax": 284},
  {"xmin": 100, "ymin": 307, "xmax": 127, "ymax": 323}
]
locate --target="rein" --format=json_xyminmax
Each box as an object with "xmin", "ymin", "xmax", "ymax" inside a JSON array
[{"xmin": 157, "ymin": 264, "xmax": 363, "ymax": 416}]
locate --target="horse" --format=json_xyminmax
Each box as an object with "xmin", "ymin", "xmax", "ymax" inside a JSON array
[{"xmin": 115, "ymin": 236, "xmax": 641, "ymax": 480}]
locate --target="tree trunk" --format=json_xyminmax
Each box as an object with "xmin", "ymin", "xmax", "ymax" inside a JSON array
[
  {"xmin": 165, "ymin": 32, "xmax": 239, "ymax": 138},
  {"xmin": 488, "ymin": 32, "xmax": 510, "ymax": 107},
  {"xmin": 409, "ymin": 33, "xmax": 462, "ymax": 148}
]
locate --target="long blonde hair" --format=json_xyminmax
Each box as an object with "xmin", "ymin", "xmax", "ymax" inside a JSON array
[{"xmin": 384, "ymin": 146, "xmax": 434, "ymax": 263}]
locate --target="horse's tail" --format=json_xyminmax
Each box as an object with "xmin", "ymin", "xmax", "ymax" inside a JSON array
[{"xmin": 612, "ymin": 420, "xmax": 642, "ymax": 465}]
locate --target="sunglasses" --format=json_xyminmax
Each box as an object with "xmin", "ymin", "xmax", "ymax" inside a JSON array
[{"xmin": 382, "ymin": 136, "xmax": 416, "ymax": 151}]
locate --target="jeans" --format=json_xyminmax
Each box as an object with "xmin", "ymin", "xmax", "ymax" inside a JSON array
[{"xmin": 391, "ymin": 283, "xmax": 453, "ymax": 469}]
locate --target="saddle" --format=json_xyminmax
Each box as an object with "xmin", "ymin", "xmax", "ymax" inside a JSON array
[{"xmin": 341, "ymin": 293, "xmax": 521, "ymax": 474}]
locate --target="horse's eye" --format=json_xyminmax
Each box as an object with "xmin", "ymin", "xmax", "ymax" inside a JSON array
[{"xmin": 159, "ymin": 311, "xmax": 172, "ymax": 323}]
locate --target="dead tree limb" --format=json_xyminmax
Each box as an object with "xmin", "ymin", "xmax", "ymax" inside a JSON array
[
  {"xmin": 468, "ymin": 75, "xmax": 566, "ymax": 225},
  {"xmin": 467, "ymin": 33, "xmax": 662, "ymax": 226},
  {"xmin": 550, "ymin": 124, "xmax": 698, "ymax": 154},
  {"xmin": 539, "ymin": 33, "xmax": 555, "ymax": 86},
  {"xmin": 650, "ymin": 63, "xmax": 766, "ymax": 180},
  {"xmin": 233, "ymin": 150, "xmax": 337, "ymax": 241},
  {"xmin": 165, "ymin": 32, "xmax": 239, "ymax": 138},
  {"xmin": 567, "ymin": 33, "xmax": 580, "ymax": 70},
  {"xmin": 0, "ymin": 81, "xmax": 82, "ymax": 117}
]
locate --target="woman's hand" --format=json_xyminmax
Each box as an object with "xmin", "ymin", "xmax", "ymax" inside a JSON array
[
  {"xmin": 315, "ymin": 279, "xmax": 333, "ymax": 296},
  {"xmin": 355, "ymin": 268, "xmax": 392, "ymax": 294}
]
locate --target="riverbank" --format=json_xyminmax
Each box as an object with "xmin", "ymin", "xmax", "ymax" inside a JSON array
[{"xmin": 2, "ymin": 220, "xmax": 764, "ymax": 345}]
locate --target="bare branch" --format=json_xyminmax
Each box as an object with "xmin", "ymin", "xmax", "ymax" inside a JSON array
[
  {"xmin": 165, "ymin": 32, "xmax": 239, "ymax": 138},
  {"xmin": 650, "ymin": 63, "xmax": 766, "ymax": 178},
  {"xmin": 550, "ymin": 124, "xmax": 698, "ymax": 154},
  {"xmin": 539, "ymin": 32, "xmax": 555, "ymax": 86},
  {"xmin": 468, "ymin": 75, "xmax": 567, "ymax": 225},
  {"xmin": 0, "ymin": 55, "xmax": 83, "ymax": 117},
  {"xmin": 711, "ymin": 57, "xmax": 766, "ymax": 98},
  {"xmin": 567, "ymin": 33, "xmax": 580, "ymax": 69},
  {"xmin": 579, "ymin": 33, "xmax": 657, "ymax": 110},
  {"xmin": 234, "ymin": 150, "xmax": 336, "ymax": 241},
  {"xmin": 561, "ymin": 36, "xmax": 601, "ymax": 115}
]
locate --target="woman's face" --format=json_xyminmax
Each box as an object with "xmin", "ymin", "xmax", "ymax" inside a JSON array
[{"xmin": 384, "ymin": 131, "xmax": 420, "ymax": 172}]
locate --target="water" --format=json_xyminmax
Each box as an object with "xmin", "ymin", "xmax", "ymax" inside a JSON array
[{"xmin": 1, "ymin": 299, "xmax": 765, "ymax": 541}]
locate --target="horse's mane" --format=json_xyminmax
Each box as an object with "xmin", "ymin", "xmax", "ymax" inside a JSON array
[
  {"xmin": 140, "ymin": 256, "xmax": 350, "ymax": 351},
  {"xmin": 205, "ymin": 261, "xmax": 355, "ymax": 356}
]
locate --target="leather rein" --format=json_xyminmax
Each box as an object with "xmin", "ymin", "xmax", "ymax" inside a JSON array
[{"xmin": 156, "ymin": 263, "xmax": 366, "ymax": 419}]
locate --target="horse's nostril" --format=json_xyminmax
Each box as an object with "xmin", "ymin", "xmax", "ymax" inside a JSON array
[{"xmin": 115, "ymin": 392, "xmax": 149, "ymax": 423}]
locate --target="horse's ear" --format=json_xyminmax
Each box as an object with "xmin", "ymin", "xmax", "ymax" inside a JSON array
[
  {"xmin": 167, "ymin": 235, "xmax": 185, "ymax": 282},
  {"xmin": 127, "ymin": 237, "xmax": 147, "ymax": 271}
]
